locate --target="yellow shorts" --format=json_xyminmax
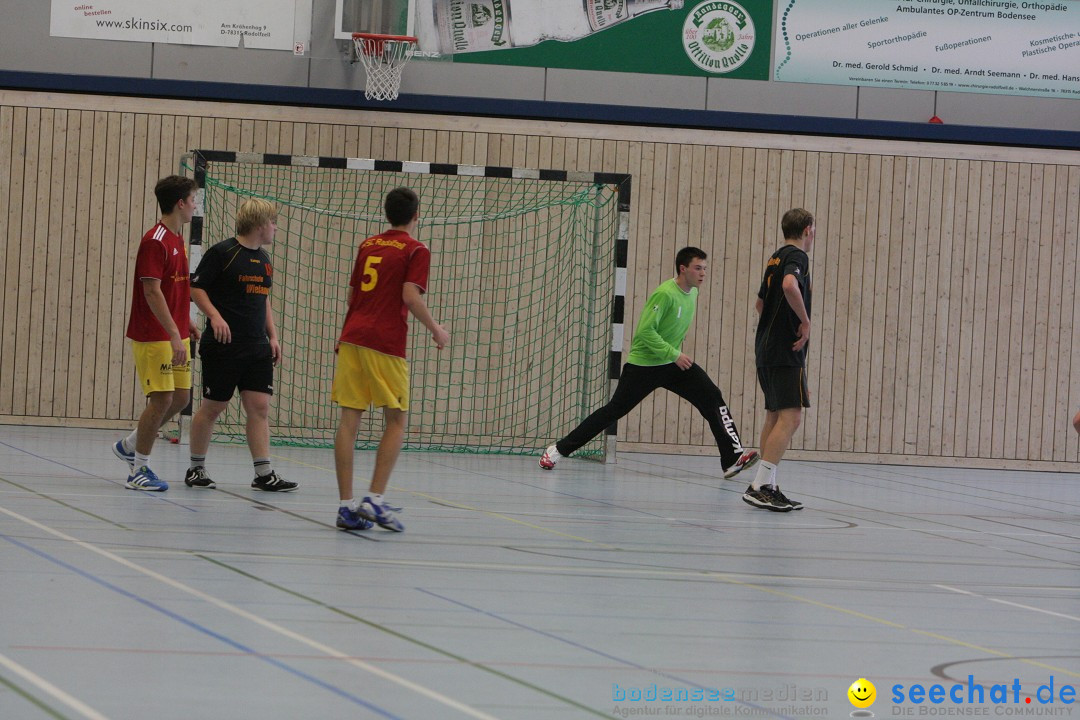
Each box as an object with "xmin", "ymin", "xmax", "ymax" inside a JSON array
[
  {"xmin": 131, "ymin": 339, "xmax": 192, "ymax": 396},
  {"xmin": 332, "ymin": 343, "xmax": 409, "ymax": 411}
]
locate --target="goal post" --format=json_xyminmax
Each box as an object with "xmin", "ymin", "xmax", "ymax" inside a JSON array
[{"xmin": 184, "ymin": 150, "xmax": 630, "ymax": 461}]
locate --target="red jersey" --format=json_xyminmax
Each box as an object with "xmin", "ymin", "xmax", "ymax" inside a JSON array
[
  {"xmin": 339, "ymin": 229, "xmax": 430, "ymax": 359},
  {"xmin": 126, "ymin": 223, "xmax": 190, "ymax": 342}
]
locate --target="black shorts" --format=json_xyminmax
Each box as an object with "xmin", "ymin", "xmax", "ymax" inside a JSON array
[
  {"xmin": 199, "ymin": 343, "xmax": 274, "ymax": 402},
  {"xmin": 757, "ymin": 366, "xmax": 810, "ymax": 411}
]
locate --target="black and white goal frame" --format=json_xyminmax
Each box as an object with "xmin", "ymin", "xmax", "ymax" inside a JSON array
[{"xmin": 184, "ymin": 149, "xmax": 631, "ymax": 461}]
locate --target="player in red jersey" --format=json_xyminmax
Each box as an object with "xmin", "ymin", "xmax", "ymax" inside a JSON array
[
  {"xmin": 333, "ymin": 187, "xmax": 450, "ymax": 532},
  {"xmin": 111, "ymin": 175, "xmax": 199, "ymax": 491}
]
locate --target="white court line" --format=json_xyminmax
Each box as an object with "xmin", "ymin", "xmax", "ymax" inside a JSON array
[
  {"xmin": 936, "ymin": 584, "xmax": 1080, "ymax": 623},
  {"xmin": 0, "ymin": 504, "xmax": 501, "ymax": 720},
  {"xmin": 0, "ymin": 650, "xmax": 112, "ymax": 720}
]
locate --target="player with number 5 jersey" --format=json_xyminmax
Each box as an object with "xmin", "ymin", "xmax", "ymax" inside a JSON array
[{"xmin": 333, "ymin": 187, "xmax": 450, "ymax": 533}]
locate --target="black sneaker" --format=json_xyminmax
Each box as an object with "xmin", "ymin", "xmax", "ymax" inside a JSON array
[
  {"xmin": 772, "ymin": 485, "xmax": 803, "ymax": 510},
  {"xmin": 742, "ymin": 484, "xmax": 792, "ymax": 512},
  {"xmin": 251, "ymin": 471, "xmax": 298, "ymax": 492},
  {"xmin": 184, "ymin": 466, "xmax": 216, "ymax": 489}
]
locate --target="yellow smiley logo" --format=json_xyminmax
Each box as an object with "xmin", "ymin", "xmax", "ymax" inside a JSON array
[{"xmin": 848, "ymin": 678, "xmax": 876, "ymax": 708}]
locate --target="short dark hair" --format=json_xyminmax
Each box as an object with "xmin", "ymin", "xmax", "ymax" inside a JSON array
[
  {"xmin": 154, "ymin": 175, "xmax": 197, "ymax": 215},
  {"xmin": 385, "ymin": 187, "xmax": 419, "ymax": 227},
  {"xmin": 781, "ymin": 208, "xmax": 814, "ymax": 240},
  {"xmin": 675, "ymin": 246, "xmax": 707, "ymax": 275}
]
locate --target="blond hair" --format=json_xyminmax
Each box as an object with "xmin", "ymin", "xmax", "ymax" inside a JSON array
[{"xmin": 236, "ymin": 198, "xmax": 277, "ymax": 236}]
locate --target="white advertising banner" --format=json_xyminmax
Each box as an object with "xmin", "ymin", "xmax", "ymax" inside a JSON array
[
  {"xmin": 50, "ymin": 0, "xmax": 309, "ymax": 52},
  {"xmin": 774, "ymin": 0, "xmax": 1080, "ymax": 99}
]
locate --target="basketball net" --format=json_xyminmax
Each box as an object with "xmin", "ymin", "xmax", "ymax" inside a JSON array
[{"xmin": 353, "ymin": 34, "xmax": 416, "ymax": 101}]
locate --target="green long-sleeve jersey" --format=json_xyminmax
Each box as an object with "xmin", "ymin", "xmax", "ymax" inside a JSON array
[{"xmin": 625, "ymin": 278, "xmax": 696, "ymax": 366}]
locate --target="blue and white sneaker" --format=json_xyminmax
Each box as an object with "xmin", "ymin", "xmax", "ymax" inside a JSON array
[
  {"xmin": 360, "ymin": 496, "xmax": 405, "ymax": 532},
  {"xmin": 112, "ymin": 439, "xmax": 135, "ymax": 471},
  {"xmin": 336, "ymin": 505, "xmax": 374, "ymax": 531},
  {"xmin": 126, "ymin": 465, "xmax": 168, "ymax": 492}
]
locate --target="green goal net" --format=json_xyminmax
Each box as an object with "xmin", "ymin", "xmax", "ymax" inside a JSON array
[{"xmin": 185, "ymin": 152, "xmax": 625, "ymax": 458}]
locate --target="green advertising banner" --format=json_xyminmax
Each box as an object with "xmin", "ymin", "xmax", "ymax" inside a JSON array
[
  {"xmin": 414, "ymin": 0, "xmax": 772, "ymax": 80},
  {"xmin": 774, "ymin": 0, "xmax": 1080, "ymax": 98}
]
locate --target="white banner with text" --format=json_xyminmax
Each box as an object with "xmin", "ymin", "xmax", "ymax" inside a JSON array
[
  {"xmin": 50, "ymin": 0, "xmax": 310, "ymax": 51},
  {"xmin": 774, "ymin": 0, "xmax": 1080, "ymax": 98}
]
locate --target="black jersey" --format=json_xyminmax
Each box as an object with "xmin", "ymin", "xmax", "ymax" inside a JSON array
[
  {"xmin": 755, "ymin": 244, "xmax": 811, "ymax": 368},
  {"xmin": 191, "ymin": 238, "xmax": 272, "ymax": 354}
]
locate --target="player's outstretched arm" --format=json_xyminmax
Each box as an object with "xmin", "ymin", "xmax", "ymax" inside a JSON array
[{"xmin": 402, "ymin": 282, "xmax": 449, "ymax": 349}]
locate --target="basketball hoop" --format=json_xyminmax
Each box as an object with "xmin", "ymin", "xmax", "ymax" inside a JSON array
[{"xmin": 352, "ymin": 33, "xmax": 417, "ymax": 101}]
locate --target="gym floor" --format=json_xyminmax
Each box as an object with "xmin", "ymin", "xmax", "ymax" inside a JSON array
[{"xmin": 1, "ymin": 424, "xmax": 1077, "ymax": 719}]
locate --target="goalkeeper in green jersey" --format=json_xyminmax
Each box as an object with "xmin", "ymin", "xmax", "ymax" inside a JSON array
[{"xmin": 540, "ymin": 246, "xmax": 759, "ymax": 479}]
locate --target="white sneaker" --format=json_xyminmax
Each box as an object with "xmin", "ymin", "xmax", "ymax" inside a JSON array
[{"xmin": 539, "ymin": 444, "xmax": 561, "ymax": 470}]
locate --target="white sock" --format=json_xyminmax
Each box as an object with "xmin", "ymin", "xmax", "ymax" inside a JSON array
[
  {"xmin": 367, "ymin": 493, "xmax": 384, "ymax": 506},
  {"xmin": 123, "ymin": 430, "xmax": 138, "ymax": 453},
  {"xmin": 340, "ymin": 498, "xmax": 359, "ymax": 511},
  {"xmin": 134, "ymin": 452, "xmax": 151, "ymax": 470},
  {"xmin": 751, "ymin": 460, "xmax": 777, "ymax": 491}
]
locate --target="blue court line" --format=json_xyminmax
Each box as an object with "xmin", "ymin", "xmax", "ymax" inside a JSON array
[
  {"xmin": 0, "ymin": 532, "xmax": 402, "ymax": 719},
  {"xmin": 415, "ymin": 588, "xmax": 794, "ymax": 720},
  {"xmin": 0, "ymin": 438, "xmax": 198, "ymax": 512}
]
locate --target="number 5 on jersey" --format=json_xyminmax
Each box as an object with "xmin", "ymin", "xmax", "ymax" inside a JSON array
[{"xmin": 360, "ymin": 256, "xmax": 382, "ymax": 291}]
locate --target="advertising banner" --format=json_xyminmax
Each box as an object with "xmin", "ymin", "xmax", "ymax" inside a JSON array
[
  {"xmin": 414, "ymin": 0, "xmax": 773, "ymax": 80},
  {"xmin": 50, "ymin": 0, "xmax": 307, "ymax": 51},
  {"xmin": 774, "ymin": 0, "xmax": 1080, "ymax": 99}
]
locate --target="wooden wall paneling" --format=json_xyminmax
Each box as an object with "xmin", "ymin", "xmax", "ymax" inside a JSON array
[
  {"xmin": 68, "ymin": 111, "xmax": 94, "ymax": 418},
  {"xmin": 341, "ymin": 125, "xmax": 359, "ymax": 158},
  {"xmin": 735, "ymin": 148, "xmax": 762, "ymax": 448},
  {"xmin": 225, "ymin": 117, "xmax": 241, "ymax": 153},
  {"xmin": 1069, "ymin": 166, "xmax": 1080, "ymax": 461},
  {"xmin": 808, "ymin": 152, "xmax": 838, "ymax": 451},
  {"xmin": 1058, "ymin": 166, "xmax": 1079, "ymax": 460},
  {"xmin": 1042, "ymin": 165, "xmax": 1069, "ymax": 460},
  {"xmin": 81, "ymin": 111, "xmax": 107, "ymax": 419},
  {"xmin": 1003, "ymin": 163, "xmax": 1030, "ymax": 459},
  {"xmin": 991, "ymin": 163, "xmax": 1017, "ymax": 457},
  {"xmin": 941, "ymin": 160, "xmax": 968, "ymax": 456},
  {"xmin": 0, "ymin": 106, "xmax": 13, "ymax": 415},
  {"xmin": 239, "ymin": 118, "xmax": 255, "ymax": 152},
  {"xmin": 877, "ymin": 156, "xmax": 905, "ymax": 454},
  {"xmin": 355, "ymin": 124, "xmax": 373, "ymax": 158},
  {"xmin": 89, "ymin": 112, "xmax": 119, "ymax": 419},
  {"xmin": 920, "ymin": 158, "xmax": 946, "ymax": 455},
  {"xmin": 977, "ymin": 162, "xmax": 1003, "ymax": 456},
  {"xmin": 853, "ymin": 155, "xmax": 880, "ymax": 454},
  {"xmin": 627, "ymin": 139, "xmax": 656, "ymax": 445},
  {"xmin": 23, "ymin": 108, "xmax": 51, "ymax": 417},
  {"xmin": 295, "ymin": 122, "xmax": 313, "ymax": 155},
  {"xmin": 1, "ymin": 107, "xmax": 29, "ymax": 416},
  {"xmin": 796, "ymin": 151, "xmax": 820, "ymax": 450},
  {"xmin": 658, "ymin": 142, "xmax": 680, "ymax": 446},
  {"xmin": 673, "ymin": 143, "xmax": 695, "ymax": 446},
  {"xmin": 832, "ymin": 153, "xmax": 857, "ymax": 453},
  {"xmin": 421, "ymin": 129, "xmax": 437, "ymax": 163},
  {"xmin": 1027, "ymin": 165, "xmax": 1053, "ymax": 459},
  {"xmin": 117, "ymin": 113, "xmax": 149, "ymax": 423},
  {"xmin": 951, "ymin": 161, "xmax": 977, "ymax": 456},
  {"xmin": 902, "ymin": 157, "xmax": 930, "ymax": 455},
  {"xmin": 840, "ymin": 154, "xmax": 867, "ymax": 453},
  {"xmin": 700, "ymin": 144, "xmax": 724, "ymax": 449},
  {"xmin": 5, "ymin": 94, "xmax": 1080, "ymax": 466},
  {"xmin": 10, "ymin": 107, "xmax": 37, "ymax": 417},
  {"xmin": 52, "ymin": 110, "xmax": 79, "ymax": 419},
  {"xmin": 103, "ymin": 112, "xmax": 135, "ymax": 420}
]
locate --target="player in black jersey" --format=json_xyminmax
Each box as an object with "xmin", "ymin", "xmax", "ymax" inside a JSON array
[
  {"xmin": 744, "ymin": 208, "xmax": 815, "ymax": 512},
  {"xmin": 187, "ymin": 198, "xmax": 297, "ymax": 492}
]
